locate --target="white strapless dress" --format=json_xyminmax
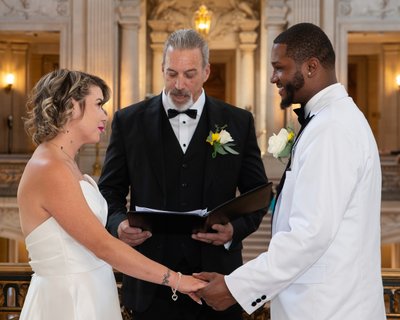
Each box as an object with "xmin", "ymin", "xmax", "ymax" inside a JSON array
[{"xmin": 20, "ymin": 174, "xmax": 122, "ymax": 320}]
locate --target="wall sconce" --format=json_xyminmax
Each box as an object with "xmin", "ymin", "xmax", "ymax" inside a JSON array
[
  {"xmin": 396, "ymin": 75, "xmax": 400, "ymax": 89},
  {"xmin": 194, "ymin": 4, "xmax": 212, "ymax": 37},
  {"xmin": 5, "ymin": 73, "xmax": 15, "ymax": 93}
]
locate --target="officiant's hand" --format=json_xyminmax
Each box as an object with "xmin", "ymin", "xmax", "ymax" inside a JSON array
[
  {"xmin": 117, "ymin": 220, "xmax": 152, "ymax": 247},
  {"xmin": 191, "ymin": 222, "xmax": 233, "ymax": 246},
  {"xmin": 193, "ymin": 272, "xmax": 236, "ymax": 311}
]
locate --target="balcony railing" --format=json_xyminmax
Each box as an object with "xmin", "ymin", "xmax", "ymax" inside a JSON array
[
  {"xmin": 1, "ymin": 264, "xmax": 399, "ymax": 319},
  {"xmin": 383, "ymin": 268, "xmax": 400, "ymax": 319}
]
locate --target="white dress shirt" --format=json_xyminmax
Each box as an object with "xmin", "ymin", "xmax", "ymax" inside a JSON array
[{"xmin": 162, "ymin": 89, "xmax": 205, "ymax": 153}]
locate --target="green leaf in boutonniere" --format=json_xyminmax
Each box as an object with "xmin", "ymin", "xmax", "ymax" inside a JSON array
[
  {"xmin": 267, "ymin": 127, "xmax": 295, "ymax": 161},
  {"xmin": 206, "ymin": 124, "xmax": 239, "ymax": 159}
]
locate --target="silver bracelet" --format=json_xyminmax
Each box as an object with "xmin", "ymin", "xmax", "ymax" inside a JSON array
[{"xmin": 171, "ymin": 272, "xmax": 182, "ymax": 301}]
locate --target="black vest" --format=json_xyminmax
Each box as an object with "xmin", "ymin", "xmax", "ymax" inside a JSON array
[{"xmin": 160, "ymin": 108, "xmax": 209, "ymax": 271}]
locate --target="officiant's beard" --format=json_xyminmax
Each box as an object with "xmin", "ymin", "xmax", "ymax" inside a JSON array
[
  {"xmin": 280, "ymin": 71, "xmax": 305, "ymax": 109},
  {"xmin": 167, "ymin": 89, "xmax": 194, "ymax": 111}
]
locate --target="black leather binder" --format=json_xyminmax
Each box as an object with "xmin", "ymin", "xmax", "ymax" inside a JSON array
[{"xmin": 127, "ymin": 182, "xmax": 272, "ymax": 234}]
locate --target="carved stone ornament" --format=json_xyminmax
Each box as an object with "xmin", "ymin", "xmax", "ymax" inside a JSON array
[
  {"xmin": 338, "ymin": 0, "xmax": 400, "ymax": 19},
  {"xmin": 117, "ymin": 0, "xmax": 140, "ymax": 24},
  {"xmin": 0, "ymin": 166, "xmax": 24, "ymax": 197},
  {"xmin": 148, "ymin": 0, "xmax": 260, "ymax": 41},
  {"xmin": 265, "ymin": 0, "xmax": 289, "ymax": 25},
  {"xmin": 0, "ymin": 0, "xmax": 69, "ymax": 19}
]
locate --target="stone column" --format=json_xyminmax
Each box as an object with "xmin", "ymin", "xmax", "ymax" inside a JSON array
[
  {"xmin": 381, "ymin": 44, "xmax": 400, "ymax": 151},
  {"xmin": 87, "ymin": 0, "xmax": 114, "ymax": 97},
  {"xmin": 148, "ymin": 20, "xmax": 169, "ymax": 95},
  {"xmin": 261, "ymin": 0, "xmax": 289, "ymax": 180},
  {"xmin": 70, "ymin": 0, "xmax": 86, "ymax": 70},
  {"xmin": 10, "ymin": 43, "xmax": 29, "ymax": 154},
  {"xmin": 264, "ymin": 0, "xmax": 289, "ymax": 145},
  {"xmin": 0, "ymin": 43, "xmax": 7, "ymax": 154},
  {"xmin": 239, "ymin": 43, "xmax": 257, "ymax": 109},
  {"xmin": 117, "ymin": 0, "xmax": 141, "ymax": 107},
  {"xmin": 290, "ymin": 0, "xmax": 320, "ymax": 25},
  {"xmin": 238, "ymin": 20, "xmax": 259, "ymax": 111},
  {"xmin": 79, "ymin": 0, "xmax": 117, "ymax": 175}
]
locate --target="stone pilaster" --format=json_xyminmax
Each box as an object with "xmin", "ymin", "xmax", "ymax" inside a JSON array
[
  {"xmin": 117, "ymin": 0, "xmax": 141, "ymax": 107},
  {"xmin": 148, "ymin": 20, "xmax": 169, "ymax": 95},
  {"xmin": 381, "ymin": 44, "xmax": 400, "ymax": 151},
  {"xmin": 289, "ymin": 0, "xmax": 320, "ymax": 25},
  {"xmin": 87, "ymin": 0, "xmax": 115, "ymax": 106},
  {"xmin": 77, "ymin": 0, "xmax": 116, "ymax": 175},
  {"xmin": 238, "ymin": 20, "xmax": 259, "ymax": 112},
  {"xmin": 263, "ymin": 0, "xmax": 289, "ymax": 155}
]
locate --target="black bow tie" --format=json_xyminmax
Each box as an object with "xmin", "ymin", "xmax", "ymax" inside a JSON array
[
  {"xmin": 167, "ymin": 108, "xmax": 197, "ymax": 119},
  {"xmin": 293, "ymin": 107, "xmax": 310, "ymax": 126}
]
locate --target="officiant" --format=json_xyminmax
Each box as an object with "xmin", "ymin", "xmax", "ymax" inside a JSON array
[{"xmin": 98, "ymin": 29, "xmax": 268, "ymax": 320}]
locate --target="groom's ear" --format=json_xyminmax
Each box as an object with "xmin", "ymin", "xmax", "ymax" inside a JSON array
[{"xmin": 303, "ymin": 57, "xmax": 319, "ymax": 77}]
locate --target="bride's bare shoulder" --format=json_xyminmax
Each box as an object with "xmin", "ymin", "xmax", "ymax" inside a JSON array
[{"xmin": 20, "ymin": 146, "xmax": 75, "ymax": 189}]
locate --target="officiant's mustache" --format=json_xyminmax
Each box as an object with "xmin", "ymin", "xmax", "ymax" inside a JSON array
[{"xmin": 170, "ymin": 88, "xmax": 191, "ymax": 98}]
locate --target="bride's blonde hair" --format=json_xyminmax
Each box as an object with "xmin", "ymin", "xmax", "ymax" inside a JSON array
[{"xmin": 24, "ymin": 69, "xmax": 110, "ymax": 145}]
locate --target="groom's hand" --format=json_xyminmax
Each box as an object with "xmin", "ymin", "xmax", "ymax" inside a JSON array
[
  {"xmin": 118, "ymin": 220, "xmax": 152, "ymax": 247},
  {"xmin": 193, "ymin": 272, "xmax": 237, "ymax": 311}
]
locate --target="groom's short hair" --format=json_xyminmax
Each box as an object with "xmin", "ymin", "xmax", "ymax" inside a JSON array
[{"xmin": 274, "ymin": 22, "xmax": 336, "ymax": 70}]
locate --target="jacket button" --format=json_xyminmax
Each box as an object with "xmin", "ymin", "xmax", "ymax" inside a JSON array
[
  {"xmin": 251, "ymin": 301, "xmax": 257, "ymax": 307},
  {"xmin": 261, "ymin": 295, "xmax": 266, "ymax": 300},
  {"xmin": 256, "ymin": 298, "xmax": 261, "ymax": 303}
]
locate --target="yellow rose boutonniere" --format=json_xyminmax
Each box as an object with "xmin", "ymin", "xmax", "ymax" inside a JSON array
[
  {"xmin": 206, "ymin": 125, "xmax": 239, "ymax": 158},
  {"xmin": 267, "ymin": 127, "xmax": 295, "ymax": 160}
]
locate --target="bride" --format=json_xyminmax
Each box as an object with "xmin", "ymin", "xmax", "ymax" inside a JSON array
[{"xmin": 18, "ymin": 69, "xmax": 205, "ymax": 320}]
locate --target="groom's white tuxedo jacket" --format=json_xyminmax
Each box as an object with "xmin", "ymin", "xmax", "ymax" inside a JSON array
[{"xmin": 225, "ymin": 84, "xmax": 386, "ymax": 320}]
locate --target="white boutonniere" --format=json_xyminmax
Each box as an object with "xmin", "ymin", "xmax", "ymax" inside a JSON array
[
  {"xmin": 206, "ymin": 125, "xmax": 239, "ymax": 158},
  {"xmin": 267, "ymin": 127, "xmax": 295, "ymax": 160}
]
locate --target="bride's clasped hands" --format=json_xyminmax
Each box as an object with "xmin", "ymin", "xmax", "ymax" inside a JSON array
[{"xmin": 175, "ymin": 273, "xmax": 207, "ymax": 305}]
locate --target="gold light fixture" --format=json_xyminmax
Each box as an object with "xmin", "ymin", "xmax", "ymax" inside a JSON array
[
  {"xmin": 396, "ymin": 74, "xmax": 400, "ymax": 89},
  {"xmin": 194, "ymin": 4, "xmax": 212, "ymax": 36},
  {"xmin": 5, "ymin": 73, "xmax": 15, "ymax": 92}
]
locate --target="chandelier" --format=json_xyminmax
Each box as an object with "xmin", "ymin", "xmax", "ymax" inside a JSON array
[{"xmin": 194, "ymin": 4, "xmax": 212, "ymax": 36}]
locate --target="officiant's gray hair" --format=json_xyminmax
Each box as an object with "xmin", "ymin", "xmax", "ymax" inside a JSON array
[{"xmin": 162, "ymin": 29, "xmax": 209, "ymax": 68}]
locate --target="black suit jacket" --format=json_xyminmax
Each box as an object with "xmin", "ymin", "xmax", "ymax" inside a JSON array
[{"xmin": 98, "ymin": 94, "xmax": 268, "ymax": 312}]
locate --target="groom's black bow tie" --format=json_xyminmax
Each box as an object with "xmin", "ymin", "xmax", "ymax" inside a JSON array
[
  {"xmin": 293, "ymin": 107, "xmax": 312, "ymax": 127},
  {"xmin": 293, "ymin": 107, "xmax": 307, "ymax": 126},
  {"xmin": 167, "ymin": 108, "xmax": 197, "ymax": 119}
]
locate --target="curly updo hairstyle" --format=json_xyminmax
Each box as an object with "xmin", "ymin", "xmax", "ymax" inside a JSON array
[{"xmin": 24, "ymin": 69, "xmax": 111, "ymax": 145}]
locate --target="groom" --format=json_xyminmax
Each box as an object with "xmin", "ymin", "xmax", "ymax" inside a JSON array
[
  {"xmin": 98, "ymin": 29, "xmax": 267, "ymax": 320},
  {"xmin": 195, "ymin": 22, "xmax": 386, "ymax": 320}
]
